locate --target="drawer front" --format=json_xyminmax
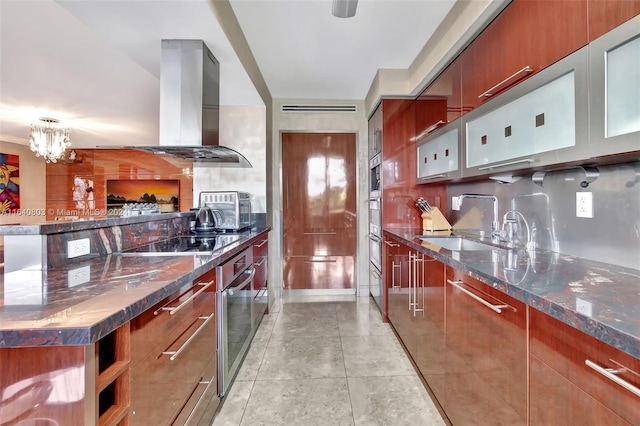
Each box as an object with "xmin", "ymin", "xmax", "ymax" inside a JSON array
[
  {"xmin": 131, "ymin": 286, "xmax": 216, "ymax": 425},
  {"xmin": 283, "ymin": 228, "xmax": 356, "ymax": 256},
  {"xmin": 283, "ymin": 256, "xmax": 355, "ymax": 290},
  {"xmin": 530, "ymin": 309, "xmax": 640, "ymax": 424}
]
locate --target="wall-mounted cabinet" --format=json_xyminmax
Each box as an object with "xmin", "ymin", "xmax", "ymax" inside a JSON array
[
  {"xmin": 459, "ymin": 0, "xmax": 588, "ymax": 115},
  {"xmin": 588, "ymin": 14, "xmax": 640, "ymax": 159},
  {"xmin": 588, "ymin": 0, "xmax": 640, "ymax": 41},
  {"xmin": 462, "ymin": 47, "xmax": 589, "ymax": 178},
  {"xmin": 416, "ymin": 123, "xmax": 461, "ymax": 183}
]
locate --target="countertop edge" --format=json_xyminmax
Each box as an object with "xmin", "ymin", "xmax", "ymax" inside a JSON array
[
  {"xmin": 0, "ymin": 227, "xmax": 270, "ymax": 348},
  {"xmin": 383, "ymin": 228, "xmax": 640, "ymax": 360}
]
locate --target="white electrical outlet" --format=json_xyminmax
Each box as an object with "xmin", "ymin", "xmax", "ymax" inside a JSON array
[
  {"xmin": 576, "ymin": 192, "xmax": 593, "ymax": 218},
  {"xmin": 452, "ymin": 196, "xmax": 461, "ymax": 211},
  {"xmin": 576, "ymin": 298, "xmax": 593, "ymax": 317},
  {"xmin": 68, "ymin": 265, "xmax": 91, "ymax": 287},
  {"xmin": 67, "ymin": 238, "xmax": 90, "ymax": 258}
]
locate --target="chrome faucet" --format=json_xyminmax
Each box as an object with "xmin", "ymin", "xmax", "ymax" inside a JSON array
[
  {"xmin": 502, "ymin": 210, "xmax": 534, "ymax": 251},
  {"xmin": 458, "ymin": 194, "xmax": 500, "ymax": 239}
]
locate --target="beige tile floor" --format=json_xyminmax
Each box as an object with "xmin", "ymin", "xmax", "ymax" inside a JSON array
[{"xmin": 211, "ymin": 295, "xmax": 446, "ymax": 426}]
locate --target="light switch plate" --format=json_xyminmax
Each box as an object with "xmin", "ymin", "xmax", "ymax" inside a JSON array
[
  {"xmin": 451, "ymin": 196, "xmax": 461, "ymax": 211},
  {"xmin": 576, "ymin": 192, "xmax": 593, "ymax": 218}
]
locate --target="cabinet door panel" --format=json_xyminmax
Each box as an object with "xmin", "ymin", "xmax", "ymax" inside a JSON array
[
  {"xmin": 283, "ymin": 256, "xmax": 354, "ymax": 290},
  {"xmin": 530, "ymin": 309, "xmax": 640, "ymax": 424},
  {"xmin": 460, "ymin": 0, "xmax": 587, "ymax": 114},
  {"xmin": 417, "ymin": 125, "xmax": 460, "ymax": 182},
  {"xmin": 589, "ymin": 0, "xmax": 640, "ymax": 41},
  {"xmin": 444, "ymin": 267, "xmax": 526, "ymax": 425},
  {"xmin": 283, "ymin": 228, "xmax": 356, "ymax": 256},
  {"xmin": 530, "ymin": 355, "xmax": 631, "ymax": 425}
]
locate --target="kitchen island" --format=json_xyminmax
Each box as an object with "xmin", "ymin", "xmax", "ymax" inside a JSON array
[
  {"xmin": 0, "ymin": 213, "xmax": 270, "ymax": 425},
  {"xmin": 383, "ymin": 228, "xmax": 639, "ymax": 425}
]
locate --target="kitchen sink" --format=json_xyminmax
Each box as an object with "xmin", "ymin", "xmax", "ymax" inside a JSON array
[{"xmin": 416, "ymin": 236, "xmax": 499, "ymax": 251}]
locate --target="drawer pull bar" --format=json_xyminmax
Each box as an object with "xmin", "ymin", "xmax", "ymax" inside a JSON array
[
  {"xmin": 478, "ymin": 66, "xmax": 533, "ymax": 99},
  {"xmin": 183, "ymin": 371, "xmax": 218, "ymax": 424},
  {"xmin": 369, "ymin": 234, "xmax": 382, "ymax": 242},
  {"xmin": 384, "ymin": 240, "xmax": 399, "ymax": 247},
  {"xmin": 255, "ymin": 257, "xmax": 267, "ymax": 267},
  {"xmin": 256, "ymin": 239, "xmax": 268, "ymax": 248},
  {"xmin": 419, "ymin": 174, "xmax": 446, "ymax": 181},
  {"xmin": 168, "ymin": 376, "xmax": 204, "ymax": 426},
  {"xmin": 413, "ymin": 120, "xmax": 446, "ymax": 142},
  {"xmin": 478, "ymin": 158, "xmax": 534, "ymax": 171},
  {"xmin": 303, "ymin": 259, "xmax": 337, "ymax": 263},
  {"xmin": 157, "ymin": 280, "xmax": 215, "ymax": 316},
  {"xmin": 447, "ymin": 280, "xmax": 508, "ymax": 314},
  {"xmin": 303, "ymin": 232, "xmax": 337, "ymax": 235},
  {"xmin": 585, "ymin": 360, "xmax": 640, "ymax": 397},
  {"xmin": 162, "ymin": 314, "xmax": 215, "ymax": 361}
]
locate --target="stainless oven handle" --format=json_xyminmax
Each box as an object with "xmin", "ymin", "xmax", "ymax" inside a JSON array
[
  {"xmin": 156, "ymin": 279, "xmax": 215, "ymax": 316},
  {"xmin": 162, "ymin": 313, "xmax": 215, "ymax": 361},
  {"xmin": 226, "ymin": 267, "xmax": 255, "ymax": 296}
]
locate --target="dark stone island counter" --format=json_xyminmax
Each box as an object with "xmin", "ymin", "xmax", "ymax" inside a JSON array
[
  {"xmin": 385, "ymin": 228, "xmax": 640, "ymax": 360},
  {"xmin": 0, "ymin": 223, "xmax": 270, "ymax": 348}
]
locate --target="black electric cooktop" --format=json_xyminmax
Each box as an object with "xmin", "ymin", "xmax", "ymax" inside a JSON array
[{"xmin": 118, "ymin": 234, "xmax": 242, "ymax": 256}]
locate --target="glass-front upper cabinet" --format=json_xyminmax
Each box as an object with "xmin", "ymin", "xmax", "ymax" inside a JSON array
[{"xmin": 589, "ymin": 14, "xmax": 640, "ymax": 158}]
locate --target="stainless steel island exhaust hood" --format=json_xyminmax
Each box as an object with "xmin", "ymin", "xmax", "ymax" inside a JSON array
[{"xmin": 130, "ymin": 39, "xmax": 251, "ymax": 167}]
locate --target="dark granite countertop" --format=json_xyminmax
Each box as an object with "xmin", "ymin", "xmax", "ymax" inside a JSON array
[
  {"xmin": 385, "ymin": 228, "xmax": 640, "ymax": 359},
  {"xmin": 0, "ymin": 211, "xmax": 194, "ymax": 235},
  {"xmin": 0, "ymin": 227, "xmax": 269, "ymax": 348}
]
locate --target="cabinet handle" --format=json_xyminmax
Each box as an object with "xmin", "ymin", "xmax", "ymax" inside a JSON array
[
  {"xmin": 392, "ymin": 261, "xmax": 401, "ymax": 289},
  {"xmin": 369, "ymin": 234, "xmax": 382, "ymax": 242},
  {"xmin": 254, "ymin": 257, "xmax": 267, "ymax": 267},
  {"xmin": 419, "ymin": 174, "xmax": 446, "ymax": 181},
  {"xmin": 168, "ymin": 375, "xmax": 204, "ymax": 425},
  {"xmin": 447, "ymin": 280, "xmax": 509, "ymax": 313},
  {"xmin": 162, "ymin": 313, "xmax": 215, "ymax": 361},
  {"xmin": 409, "ymin": 252, "xmax": 425, "ymax": 316},
  {"xmin": 255, "ymin": 239, "xmax": 268, "ymax": 248},
  {"xmin": 478, "ymin": 158, "xmax": 534, "ymax": 171},
  {"xmin": 369, "ymin": 197, "xmax": 381, "ymax": 202},
  {"xmin": 183, "ymin": 370, "xmax": 218, "ymax": 424},
  {"xmin": 303, "ymin": 232, "xmax": 337, "ymax": 235},
  {"xmin": 155, "ymin": 280, "xmax": 215, "ymax": 316},
  {"xmin": 413, "ymin": 120, "xmax": 446, "ymax": 142},
  {"xmin": 585, "ymin": 360, "xmax": 640, "ymax": 397},
  {"xmin": 303, "ymin": 259, "xmax": 337, "ymax": 263},
  {"xmin": 384, "ymin": 240, "xmax": 399, "ymax": 247},
  {"xmin": 478, "ymin": 66, "xmax": 533, "ymax": 99}
]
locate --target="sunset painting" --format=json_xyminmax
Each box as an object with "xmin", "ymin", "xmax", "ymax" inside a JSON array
[{"xmin": 106, "ymin": 179, "xmax": 179, "ymax": 215}]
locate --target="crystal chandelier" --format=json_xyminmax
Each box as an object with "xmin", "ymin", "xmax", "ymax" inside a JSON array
[{"xmin": 29, "ymin": 117, "xmax": 71, "ymax": 163}]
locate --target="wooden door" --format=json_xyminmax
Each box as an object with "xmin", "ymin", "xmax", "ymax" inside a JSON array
[{"xmin": 282, "ymin": 132, "xmax": 356, "ymax": 290}]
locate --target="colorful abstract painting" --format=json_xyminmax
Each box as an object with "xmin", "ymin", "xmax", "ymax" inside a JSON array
[
  {"xmin": 106, "ymin": 179, "xmax": 179, "ymax": 215},
  {"xmin": 0, "ymin": 153, "xmax": 20, "ymax": 213}
]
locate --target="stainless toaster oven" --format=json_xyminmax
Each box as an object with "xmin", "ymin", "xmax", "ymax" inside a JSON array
[{"xmin": 199, "ymin": 191, "xmax": 251, "ymax": 231}]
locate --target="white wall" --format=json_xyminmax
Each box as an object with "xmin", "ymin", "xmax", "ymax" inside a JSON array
[
  {"xmin": 270, "ymin": 99, "xmax": 369, "ymax": 299},
  {"xmin": 193, "ymin": 105, "xmax": 267, "ymax": 212}
]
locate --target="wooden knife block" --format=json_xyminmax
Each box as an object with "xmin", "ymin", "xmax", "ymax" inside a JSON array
[{"xmin": 422, "ymin": 207, "xmax": 452, "ymax": 232}]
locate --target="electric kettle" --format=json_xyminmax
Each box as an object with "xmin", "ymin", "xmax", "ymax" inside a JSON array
[{"xmin": 194, "ymin": 205, "xmax": 217, "ymax": 232}]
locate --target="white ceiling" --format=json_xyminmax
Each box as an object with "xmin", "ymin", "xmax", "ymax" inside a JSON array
[{"xmin": 0, "ymin": 0, "xmax": 455, "ymax": 149}]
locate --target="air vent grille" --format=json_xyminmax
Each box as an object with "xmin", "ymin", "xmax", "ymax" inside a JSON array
[{"xmin": 281, "ymin": 104, "xmax": 358, "ymax": 113}]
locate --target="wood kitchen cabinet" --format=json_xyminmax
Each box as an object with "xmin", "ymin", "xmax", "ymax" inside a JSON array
[
  {"xmin": 385, "ymin": 236, "xmax": 447, "ymax": 406},
  {"xmin": 459, "ymin": 0, "xmax": 588, "ymax": 114},
  {"xmin": 130, "ymin": 271, "xmax": 217, "ymax": 425},
  {"xmin": 589, "ymin": 0, "xmax": 640, "ymax": 41},
  {"xmin": 416, "ymin": 56, "xmax": 462, "ymax": 127},
  {"xmin": 0, "ymin": 323, "xmax": 131, "ymax": 426},
  {"xmin": 282, "ymin": 133, "xmax": 356, "ymax": 290},
  {"xmin": 443, "ymin": 266, "xmax": 527, "ymax": 425},
  {"xmin": 530, "ymin": 309, "xmax": 640, "ymax": 425}
]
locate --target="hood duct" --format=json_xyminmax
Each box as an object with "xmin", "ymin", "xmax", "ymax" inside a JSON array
[{"xmin": 130, "ymin": 39, "xmax": 251, "ymax": 167}]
